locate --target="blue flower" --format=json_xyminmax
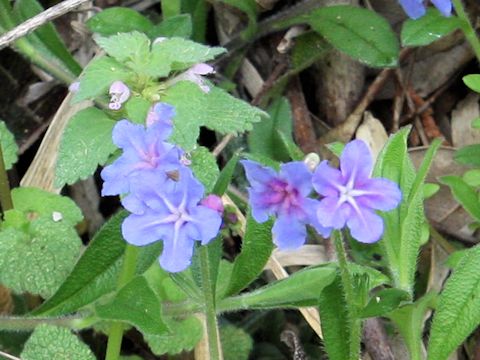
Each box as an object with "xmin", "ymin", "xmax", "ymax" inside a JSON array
[
  {"xmin": 101, "ymin": 119, "xmax": 183, "ymax": 197},
  {"xmin": 121, "ymin": 167, "xmax": 222, "ymax": 272},
  {"xmin": 399, "ymin": 0, "xmax": 452, "ymax": 19},
  {"xmin": 241, "ymin": 160, "xmax": 331, "ymax": 249},
  {"xmin": 312, "ymin": 140, "xmax": 402, "ymax": 244},
  {"xmin": 146, "ymin": 102, "xmax": 176, "ymax": 127}
]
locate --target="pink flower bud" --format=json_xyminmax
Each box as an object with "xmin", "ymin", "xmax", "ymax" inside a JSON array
[
  {"xmin": 109, "ymin": 81, "xmax": 130, "ymax": 110},
  {"xmin": 200, "ymin": 194, "xmax": 224, "ymax": 214}
]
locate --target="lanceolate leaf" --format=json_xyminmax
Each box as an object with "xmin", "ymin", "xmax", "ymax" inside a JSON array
[
  {"xmin": 307, "ymin": 6, "xmax": 399, "ymax": 67},
  {"xmin": 55, "ymin": 108, "xmax": 117, "ymax": 187},
  {"xmin": 440, "ymin": 175, "xmax": 480, "ymax": 222},
  {"xmin": 223, "ymin": 212, "xmax": 273, "ymax": 297},
  {"xmin": 428, "ymin": 245, "xmax": 480, "ymax": 360},
  {"xmin": 0, "ymin": 120, "xmax": 18, "ymax": 170},
  {"xmin": 454, "ymin": 144, "xmax": 480, "ymax": 166}
]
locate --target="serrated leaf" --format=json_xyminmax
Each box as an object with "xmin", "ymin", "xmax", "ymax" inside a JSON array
[
  {"xmin": 11, "ymin": 187, "xmax": 83, "ymax": 226},
  {"xmin": 145, "ymin": 315, "xmax": 203, "ymax": 355},
  {"xmin": 190, "ymin": 146, "xmax": 219, "ymax": 192},
  {"xmin": 401, "ymin": 9, "xmax": 461, "ymax": 47},
  {"xmin": 95, "ymin": 31, "xmax": 151, "ymax": 66},
  {"xmin": 73, "ymin": 56, "xmax": 132, "ymax": 103},
  {"xmin": 96, "ymin": 276, "xmax": 167, "ymax": 335},
  {"xmin": 0, "ymin": 120, "xmax": 18, "ymax": 170},
  {"xmin": 248, "ymin": 97, "xmax": 293, "ymax": 162},
  {"xmin": 86, "ymin": 7, "xmax": 153, "ymax": 36},
  {"xmin": 318, "ymin": 275, "xmax": 349, "ymax": 360},
  {"xmin": 223, "ymin": 212, "xmax": 273, "ymax": 297},
  {"xmin": 220, "ymin": 265, "xmax": 336, "ymax": 309},
  {"xmin": 164, "ymin": 81, "xmax": 265, "ymax": 150},
  {"xmin": 21, "ymin": 324, "xmax": 95, "ymax": 360},
  {"xmin": 463, "ymin": 74, "xmax": 480, "ymax": 93},
  {"xmin": 55, "ymin": 108, "xmax": 117, "ymax": 187},
  {"xmin": 454, "ymin": 144, "xmax": 480, "ymax": 166},
  {"xmin": 148, "ymin": 14, "xmax": 192, "ymax": 39},
  {"xmin": 14, "ymin": 0, "xmax": 81, "ymax": 76},
  {"xmin": 32, "ymin": 211, "xmax": 127, "ymax": 315},
  {"xmin": 428, "ymin": 244, "xmax": 480, "ymax": 359},
  {"xmin": 0, "ymin": 218, "xmax": 82, "ymax": 298},
  {"xmin": 125, "ymin": 96, "xmax": 151, "ymax": 124},
  {"xmin": 308, "ymin": 6, "xmax": 399, "ymax": 67},
  {"xmin": 440, "ymin": 175, "xmax": 480, "ymax": 222},
  {"xmin": 221, "ymin": 324, "xmax": 253, "ymax": 360}
]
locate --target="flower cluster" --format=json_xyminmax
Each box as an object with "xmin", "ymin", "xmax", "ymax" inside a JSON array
[
  {"xmin": 398, "ymin": 0, "xmax": 452, "ymax": 19},
  {"xmin": 101, "ymin": 102, "xmax": 222, "ymax": 273},
  {"xmin": 242, "ymin": 140, "xmax": 402, "ymax": 247}
]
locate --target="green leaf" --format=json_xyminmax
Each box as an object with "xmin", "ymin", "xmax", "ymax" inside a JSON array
[
  {"xmin": 318, "ymin": 275, "xmax": 349, "ymax": 360},
  {"xmin": 360, "ymin": 288, "xmax": 410, "ymax": 318},
  {"xmin": 21, "ymin": 324, "xmax": 95, "ymax": 360},
  {"xmin": 389, "ymin": 293, "xmax": 436, "ymax": 360},
  {"xmin": 291, "ymin": 32, "xmax": 331, "ymax": 70},
  {"xmin": 401, "ymin": 9, "xmax": 461, "ymax": 47},
  {"xmin": 223, "ymin": 212, "xmax": 273, "ymax": 297},
  {"xmin": 248, "ymin": 97, "xmax": 293, "ymax": 162},
  {"xmin": 32, "ymin": 211, "xmax": 128, "ymax": 315},
  {"xmin": 220, "ymin": 324, "xmax": 253, "ymax": 360},
  {"xmin": 440, "ymin": 175, "xmax": 480, "ymax": 222},
  {"xmin": 454, "ymin": 144, "xmax": 480, "ymax": 166},
  {"xmin": 145, "ymin": 316, "xmax": 203, "ymax": 355},
  {"xmin": 428, "ymin": 244, "xmax": 480, "ymax": 359},
  {"xmin": 96, "ymin": 276, "xmax": 167, "ymax": 335},
  {"xmin": 125, "ymin": 96, "xmax": 151, "ymax": 124},
  {"xmin": 86, "ymin": 7, "xmax": 154, "ymax": 36},
  {"xmin": 13, "ymin": 0, "xmax": 82, "ymax": 75},
  {"xmin": 163, "ymin": 81, "xmax": 265, "ymax": 150},
  {"xmin": 11, "ymin": 187, "xmax": 83, "ymax": 226},
  {"xmin": 374, "ymin": 127, "xmax": 440, "ymax": 294},
  {"xmin": 55, "ymin": 108, "xmax": 117, "ymax": 187},
  {"xmin": 216, "ymin": 0, "xmax": 258, "ymax": 39},
  {"xmin": 220, "ymin": 265, "xmax": 336, "ymax": 310},
  {"xmin": 423, "ymin": 183, "xmax": 440, "ymax": 199},
  {"xmin": 73, "ymin": 56, "xmax": 133, "ymax": 103},
  {"xmin": 0, "ymin": 120, "xmax": 18, "ymax": 170},
  {"xmin": 308, "ymin": 6, "xmax": 399, "ymax": 67},
  {"xmin": 0, "ymin": 218, "xmax": 82, "ymax": 298},
  {"xmin": 463, "ymin": 169, "xmax": 480, "ymax": 187},
  {"xmin": 472, "ymin": 117, "xmax": 480, "ymax": 129},
  {"xmin": 148, "ymin": 14, "xmax": 192, "ymax": 39},
  {"xmin": 326, "ymin": 141, "xmax": 345, "ymax": 157},
  {"xmin": 212, "ymin": 152, "xmax": 240, "ymax": 196},
  {"xmin": 190, "ymin": 146, "xmax": 219, "ymax": 192},
  {"xmin": 161, "ymin": 0, "xmax": 181, "ymax": 18},
  {"xmin": 181, "ymin": 0, "xmax": 208, "ymax": 42},
  {"xmin": 463, "ymin": 74, "xmax": 480, "ymax": 93}
]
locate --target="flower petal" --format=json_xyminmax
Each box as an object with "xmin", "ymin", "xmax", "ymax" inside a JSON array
[
  {"xmin": 279, "ymin": 161, "xmax": 313, "ymax": 197},
  {"xmin": 431, "ymin": 0, "xmax": 452, "ymax": 16},
  {"xmin": 340, "ymin": 140, "xmax": 373, "ymax": 185},
  {"xmin": 316, "ymin": 196, "xmax": 350, "ymax": 229},
  {"xmin": 346, "ymin": 208, "xmax": 384, "ymax": 244},
  {"xmin": 312, "ymin": 160, "xmax": 343, "ymax": 197},
  {"xmin": 189, "ymin": 205, "xmax": 222, "ymax": 245},
  {"xmin": 247, "ymin": 188, "xmax": 273, "ymax": 223},
  {"xmin": 159, "ymin": 226, "xmax": 195, "ymax": 273},
  {"xmin": 303, "ymin": 198, "xmax": 332, "ymax": 237},
  {"xmin": 122, "ymin": 210, "xmax": 173, "ymax": 246},
  {"xmin": 354, "ymin": 178, "xmax": 402, "ymax": 211},
  {"xmin": 398, "ymin": 0, "xmax": 426, "ymax": 19},
  {"xmin": 272, "ymin": 215, "xmax": 306, "ymax": 250},
  {"xmin": 241, "ymin": 160, "xmax": 277, "ymax": 189},
  {"xmin": 111, "ymin": 120, "xmax": 147, "ymax": 151}
]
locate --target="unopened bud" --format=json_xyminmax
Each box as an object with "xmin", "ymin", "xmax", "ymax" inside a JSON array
[{"xmin": 304, "ymin": 153, "xmax": 320, "ymax": 171}]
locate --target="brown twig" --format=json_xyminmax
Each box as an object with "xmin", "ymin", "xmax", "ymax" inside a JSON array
[{"xmin": 0, "ymin": 0, "xmax": 90, "ymax": 50}]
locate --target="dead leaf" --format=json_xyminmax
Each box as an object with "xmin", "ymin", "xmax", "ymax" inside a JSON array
[
  {"xmin": 451, "ymin": 93, "xmax": 480, "ymax": 147},
  {"xmin": 356, "ymin": 111, "xmax": 388, "ymax": 161}
]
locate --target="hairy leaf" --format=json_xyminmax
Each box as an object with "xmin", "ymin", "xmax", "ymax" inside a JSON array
[
  {"xmin": 0, "ymin": 121, "xmax": 18, "ymax": 170},
  {"xmin": 86, "ymin": 7, "xmax": 153, "ymax": 36},
  {"xmin": 190, "ymin": 146, "xmax": 219, "ymax": 193},
  {"xmin": 221, "ymin": 324, "xmax": 253, "ymax": 360}
]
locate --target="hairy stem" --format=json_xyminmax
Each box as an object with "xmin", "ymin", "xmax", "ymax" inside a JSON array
[
  {"xmin": 333, "ymin": 230, "xmax": 361, "ymax": 360},
  {"xmin": 0, "ymin": 143, "xmax": 12, "ymax": 212},
  {"xmin": 0, "ymin": 315, "xmax": 82, "ymax": 331},
  {"xmin": 452, "ymin": 0, "xmax": 480, "ymax": 62},
  {"xmin": 104, "ymin": 245, "xmax": 139, "ymax": 360},
  {"xmin": 199, "ymin": 246, "xmax": 223, "ymax": 360}
]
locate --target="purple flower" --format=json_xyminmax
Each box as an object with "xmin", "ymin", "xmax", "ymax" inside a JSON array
[
  {"xmin": 101, "ymin": 119, "xmax": 183, "ymax": 196},
  {"xmin": 146, "ymin": 102, "xmax": 176, "ymax": 127},
  {"xmin": 166, "ymin": 63, "xmax": 215, "ymax": 93},
  {"xmin": 312, "ymin": 140, "xmax": 402, "ymax": 244},
  {"xmin": 399, "ymin": 0, "xmax": 452, "ymax": 19},
  {"xmin": 242, "ymin": 160, "xmax": 331, "ymax": 250},
  {"xmin": 109, "ymin": 81, "xmax": 130, "ymax": 110},
  {"xmin": 121, "ymin": 168, "xmax": 222, "ymax": 272}
]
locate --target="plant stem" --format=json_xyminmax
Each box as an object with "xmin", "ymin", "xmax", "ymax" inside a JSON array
[
  {"xmin": 333, "ymin": 230, "xmax": 361, "ymax": 360},
  {"xmin": 104, "ymin": 245, "xmax": 139, "ymax": 360},
  {"xmin": 0, "ymin": 143, "xmax": 12, "ymax": 212},
  {"xmin": 453, "ymin": 0, "xmax": 480, "ymax": 62},
  {"xmin": 0, "ymin": 315, "xmax": 81, "ymax": 331},
  {"xmin": 199, "ymin": 246, "xmax": 222, "ymax": 360}
]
